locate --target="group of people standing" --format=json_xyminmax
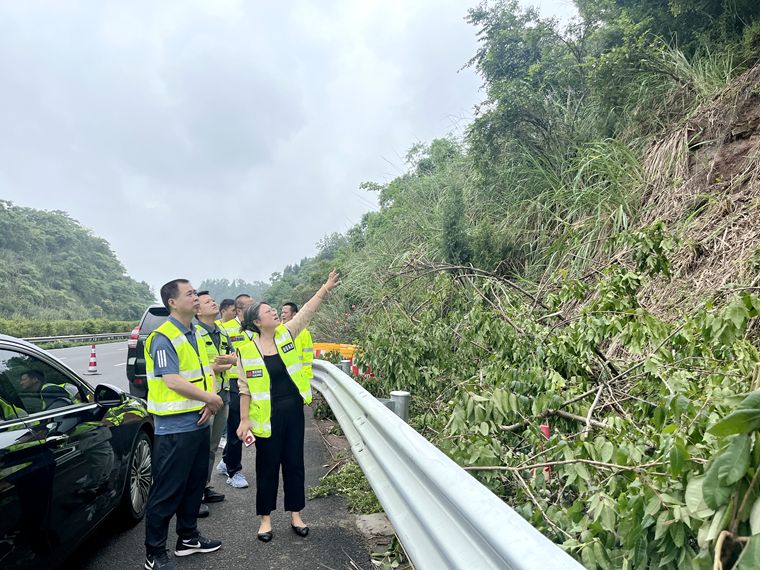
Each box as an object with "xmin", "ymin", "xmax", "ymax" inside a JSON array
[{"xmin": 142, "ymin": 271, "xmax": 340, "ymax": 570}]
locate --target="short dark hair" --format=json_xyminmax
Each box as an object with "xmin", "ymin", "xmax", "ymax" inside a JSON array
[
  {"xmin": 196, "ymin": 290, "xmax": 210, "ymax": 297},
  {"xmin": 234, "ymin": 294, "xmax": 252, "ymax": 310},
  {"xmin": 283, "ymin": 302, "xmax": 299, "ymax": 314},
  {"xmin": 220, "ymin": 298, "xmax": 235, "ymax": 312},
  {"xmin": 21, "ymin": 369, "xmax": 45, "ymax": 383},
  {"xmin": 160, "ymin": 279, "xmax": 190, "ymax": 310}
]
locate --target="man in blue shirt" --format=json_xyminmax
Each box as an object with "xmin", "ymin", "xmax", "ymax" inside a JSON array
[{"xmin": 144, "ymin": 279, "xmax": 224, "ymax": 570}]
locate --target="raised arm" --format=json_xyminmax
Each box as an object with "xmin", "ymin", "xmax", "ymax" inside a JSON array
[{"xmin": 284, "ymin": 270, "xmax": 341, "ymax": 338}]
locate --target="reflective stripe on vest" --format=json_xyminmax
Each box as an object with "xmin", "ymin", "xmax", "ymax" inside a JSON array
[
  {"xmin": 238, "ymin": 323, "xmax": 312, "ymax": 438},
  {"xmin": 196, "ymin": 324, "xmax": 231, "ymax": 391},
  {"xmin": 221, "ymin": 318, "xmax": 250, "ymax": 380},
  {"xmin": 145, "ymin": 320, "xmax": 214, "ymax": 416},
  {"xmin": 295, "ymin": 329, "xmax": 314, "ymax": 381}
]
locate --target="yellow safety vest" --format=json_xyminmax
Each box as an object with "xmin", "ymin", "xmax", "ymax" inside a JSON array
[
  {"xmin": 238, "ymin": 324, "xmax": 312, "ymax": 438},
  {"xmin": 295, "ymin": 328, "xmax": 314, "ymax": 381},
  {"xmin": 221, "ymin": 318, "xmax": 249, "ymax": 382},
  {"xmin": 196, "ymin": 324, "xmax": 232, "ymax": 391},
  {"xmin": 145, "ymin": 320, "xmax": 215, "ymax": 416},
  {"xmin": 0, "ymin": 397, "xmax": 25, "ymax": 420}
]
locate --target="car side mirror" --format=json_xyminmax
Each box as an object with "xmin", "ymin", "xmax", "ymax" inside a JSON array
[{"xmin": 94, "ymin": 384, "xmax": 126, "ymax": 408}]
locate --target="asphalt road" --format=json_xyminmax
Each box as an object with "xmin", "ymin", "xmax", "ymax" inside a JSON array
[
  {"xmin": 47, "ymin": 342, "xmax": 372, "ymax": 570},
  {"xmin": 49, "ymin": 341, "xmax": 131, "ymax": 392}
]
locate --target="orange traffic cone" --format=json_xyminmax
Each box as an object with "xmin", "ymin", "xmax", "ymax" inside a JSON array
[{"xmin": 86, "ymin": 344, "xmax": 100, "ymax": 375}]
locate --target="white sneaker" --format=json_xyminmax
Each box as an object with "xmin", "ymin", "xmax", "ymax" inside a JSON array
[
  {"xmin": 226, "ymin": 472, "xmax": 249, "ymax": 488},
  {"xmin": 216, "ymin": 460, "xmax": 228, "ymax": 476}
]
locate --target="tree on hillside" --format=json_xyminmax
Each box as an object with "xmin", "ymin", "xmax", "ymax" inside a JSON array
[
  {"xmin": 0, "ymin": 200, "xmax": 154, "ymax": 320},
  {"xmin": 197, "ymin": 278, "xmax": 269, "ymax": 302}
]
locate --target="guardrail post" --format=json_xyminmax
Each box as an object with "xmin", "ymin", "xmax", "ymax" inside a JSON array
[
  {"xmin": 339, "ymin": 359, "xmax": 352, "ymax": 374},
  {"xmin": 390, "ymin": 390, "xmax": 410, "ymax": 422}
]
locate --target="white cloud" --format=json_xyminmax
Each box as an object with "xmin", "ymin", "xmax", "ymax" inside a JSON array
[{"xmin": 0, "ymin": 0, "xmax": 574, "ymax": 295}]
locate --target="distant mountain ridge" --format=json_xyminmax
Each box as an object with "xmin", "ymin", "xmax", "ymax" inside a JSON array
[{"xmin": 0, "ymin": 200, "xmax": 154, "ymax": 320}]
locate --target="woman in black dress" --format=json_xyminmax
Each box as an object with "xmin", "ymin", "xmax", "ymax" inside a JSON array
[{"xmin": 235, "ymin": 270, "xmax": 340, "ymax": 541}]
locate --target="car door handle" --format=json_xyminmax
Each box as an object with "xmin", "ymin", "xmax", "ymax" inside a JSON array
[{"xmin": 46, "ymin": 435, "xmax": 70, "ymax": 443}]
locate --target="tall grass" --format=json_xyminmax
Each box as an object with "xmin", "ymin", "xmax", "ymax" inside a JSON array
[{"xmin": 474, "ymin": 138, "xmax": 644, "ymax": 280}]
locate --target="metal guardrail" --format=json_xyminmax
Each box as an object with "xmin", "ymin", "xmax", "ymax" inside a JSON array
[
  {"xmin": 21, "ymin": 332, "xmax": 130, "ymax": 343},
  {"xmin": 311, "ymin": 360, "xmax": 583, "ymax": 570}
]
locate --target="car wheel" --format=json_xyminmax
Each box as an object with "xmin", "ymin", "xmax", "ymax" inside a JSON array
[{"xmin": 119, "ymin": 430, "xmax": 152, "ymax": 525}]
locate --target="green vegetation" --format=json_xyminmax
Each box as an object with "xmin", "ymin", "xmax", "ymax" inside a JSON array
[
  {"xmin": 196, "ymin": 277, "xmax": 269, "ymax": 302},
  {"xmin": 0, "ymin": 318, "xmax": 136, "ymax": 339},
  {"xmin": 308, "ymin": 460, "xmax": 382, "ymax": 514},
  {"xmin": 285, "ymin": 2, "xmax": 760, "ymax": 567},
  {"xmin": 0, "ymin": 201, "xmax": 154, "ymax": 321}
]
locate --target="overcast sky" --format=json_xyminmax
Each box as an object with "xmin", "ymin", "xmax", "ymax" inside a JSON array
[{"xmin": 0, "ymin": 0, "xmax": 576, "ymax": 296}]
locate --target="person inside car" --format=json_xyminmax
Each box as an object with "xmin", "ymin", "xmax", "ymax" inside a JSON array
[{"xmin": 18, "ymin": 370, "xmax": 74, "ymax": 412}]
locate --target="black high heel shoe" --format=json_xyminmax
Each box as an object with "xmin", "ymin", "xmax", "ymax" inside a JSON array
[
  {"xmin": 257, "ymin": 530, "xmax": 273, "ymax": 542},
  {"xmin": 291, "ymin": 524, "xmax": 309, "ymax": 537}
]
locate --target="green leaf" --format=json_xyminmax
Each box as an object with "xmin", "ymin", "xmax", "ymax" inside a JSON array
[
  {"xmin": 708, "ymin": 392, "xmax": 760, "ymax": 436},
  {"xmin": 670, "ymin": 438, "xmax": 689, "ymax": 477},
  {"xmin": 599, "ymin": 441, "xmax": 614, "ymax": 463},
  {"xmin": 703, "ymin": 454, "xmax": 733, "ymax": 509},
  {"xmin": 750, "ymin": 496, "xmax": 760, "ymax": 535},
  {"xmin": 737, "ymin": 536, "xmax": 760, "ymax": 569},
  {"xmin": 685, "ymin": 477, "xmax": 715, "ymax": 520},
  {"xmin": 726, "ymin": 302, "xmax": 749, "ymax": 330},
  {"xmin": 593, "ymin": 540, "xmax": 612, "ymax": 570},
  {"xmin": 655, "ymin": 510, "xmax": 670, "ymax": 540},
  {"xmin": 576, "ymin": 462, "xmax": 591, "ymax": 483},
  {"xmin": 669, "ymin": 522, "xmax": 686, "ymax": 548},
  {"xmin": 645, "ymin": 495, "xmax": 662, "ymax": 517},
  {"xmin": 581, "ymin": 544, "xmax": 596, "ymax": 569},
  {"xmin": 704, "ymin": 505, "xmax": 730, "ymax": 546},
  {"xmin": 709, "ymin": 410, "xmax": 760, "ymax": 437},
  {"xmin": 717, "ymin": 434, "xmax": 751, "ymax": 485},
  {"xmin": 601, "ymin": 505, "xmax": 616, "ymax": 533}
]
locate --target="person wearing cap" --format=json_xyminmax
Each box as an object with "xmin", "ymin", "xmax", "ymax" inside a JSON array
[{"xmin": 236, "ymin": 270, "xmax": 340, "ymax": 542}]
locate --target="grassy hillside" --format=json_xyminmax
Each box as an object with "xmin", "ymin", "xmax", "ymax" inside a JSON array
[
  {"xmin": 0, "ymin": 200, "xmax": 154, "ymax": 321},
  {"xmin": 265, "ymin": 2, "xmax": 760, "ymax": 567}
]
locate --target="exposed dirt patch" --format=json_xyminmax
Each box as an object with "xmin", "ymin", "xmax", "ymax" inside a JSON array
[{"xmin": 639, "ymin": 62, "xmax": 760, "ymax": 315}]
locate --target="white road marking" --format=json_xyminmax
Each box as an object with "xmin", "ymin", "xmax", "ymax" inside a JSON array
[{"xmin": 114, "ymin": 363, "xmax": 126, "ymax": 367}]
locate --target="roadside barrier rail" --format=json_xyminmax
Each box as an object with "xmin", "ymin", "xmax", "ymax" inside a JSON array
[
  {"xmin": 21, "ymin": 332, "xmax": 130, "ymax": 343},
  {"xmin": 311, "ymin": 359, "xmax": 583, "ymax": 570}
]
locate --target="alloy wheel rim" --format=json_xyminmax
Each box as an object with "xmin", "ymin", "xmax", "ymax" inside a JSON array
[{"xmin": 130, "ymin": 438, "xmax": 152, "ymax": 513}]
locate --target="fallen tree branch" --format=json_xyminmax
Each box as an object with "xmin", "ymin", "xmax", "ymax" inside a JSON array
[
  {"xmin": 583, "ymin": 385, "xmax": 605, "ymax": 438},
  {"xmin": 511, "ymin": 469, "xmax": 573, "ymax": 540},
  {"xmin": 502, "ymin": 408, "xmax": 607, "ymax": 432},
  {"xmin": 466, "ymin": 458, "xmax": 665, "ymax": 474}
]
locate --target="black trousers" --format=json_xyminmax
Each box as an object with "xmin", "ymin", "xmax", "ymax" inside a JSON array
[
  {"xmin": 223, "ymin": 387, "xmax": 243, "ymax": 476},
  {"xmin": 254, "ymin": 396, "xmax": 305, "ymax": 515},
  {"xmin": 145, "ymin": 426, "xmax": 209, "ymax": 555}
]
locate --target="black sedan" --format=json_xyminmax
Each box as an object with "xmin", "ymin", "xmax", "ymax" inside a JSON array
[{"xmin": 0, "ymin": 334, "xmax": 153, "ymax": 569}]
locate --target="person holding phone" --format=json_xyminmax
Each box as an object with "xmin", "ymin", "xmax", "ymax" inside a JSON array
[
  {"xmin": 235, "ymin": 270, "xmax": 340, "ymax": 542},
  {"xmin": 195, "ymin": 291, "xmax": 237, "ymax": 505}
]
